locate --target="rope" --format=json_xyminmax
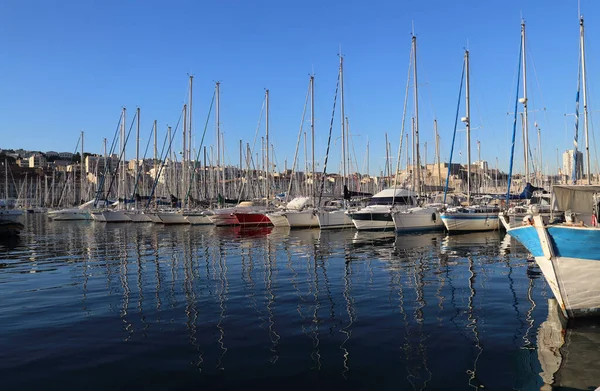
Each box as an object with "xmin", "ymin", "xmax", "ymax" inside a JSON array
[
  {"xmin": 146, "ymin": 108, "xmax": 183, "ymax": 208},
  {"xmin": 105, "ymin": 109, "xmax": 137, "ymax": 204},
  {"xmin": 184, "ymin": 89, "xmax": 216, "ymax": 207},
  {"xmin": 94, "ymin": 113, "xmax": 123, "ymax": 207},
  {"xmin": 286, "ymin": 78, "xmax": 311, "ymax": 202},
  {"xmin": 131, "ymin": 121, "xmax": 156, "ymax": 206},
  {"xmin": 394, "ymin": 41, "xmax": 414, "ymax": 195},
  {"xmin": 506, "ymin": 39, "xmax": 523, "ymax": 204},
  {"xmin": 318, "ymin": 65, "xmax": 341, "ymax": 207},
  {"xmin": 443, "ymin": 60, "xmax": 466, "ymax": 205}
]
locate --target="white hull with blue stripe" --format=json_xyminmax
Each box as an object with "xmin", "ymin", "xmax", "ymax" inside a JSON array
[
  {"xmin": 440, "ymin": 206, "xmax": 500, "ymax": 232},
  {"xmin": 508, "ymin": 215, "xmax": 600, "ymax": 319}
]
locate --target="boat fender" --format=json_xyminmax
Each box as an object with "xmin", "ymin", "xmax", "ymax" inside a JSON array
[
  {"xmin": 431, "ymin": 213, "xmax": 436, "ymax": 222},
  {"xmin": 522, "ymin": 214, "xmax": 534, "ymax": 226}
]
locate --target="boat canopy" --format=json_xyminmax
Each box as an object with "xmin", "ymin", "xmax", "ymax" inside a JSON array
[
  {"xmin": 372, "ymin": 188, "xmax": 417, "ymax": 198},
  {"xmin": 286, "ymin": 196, "xmax": 312, "ymax": 210},
  {"xmin": 551, "ymin": 185, "xmax": 600, "ymax": 214}
]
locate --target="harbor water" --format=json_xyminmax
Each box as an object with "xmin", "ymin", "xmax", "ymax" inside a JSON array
[{"xmin": 1, "ymin": 215, "xmax": 598, "ymax": 390}]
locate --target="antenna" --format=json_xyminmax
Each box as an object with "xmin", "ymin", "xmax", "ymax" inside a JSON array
[{"xmin": 411, "ymin": 20, "xmax": 415, "ymax": 36}]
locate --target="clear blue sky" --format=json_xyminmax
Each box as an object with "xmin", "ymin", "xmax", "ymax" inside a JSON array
[{"xmin": 1, "ymin": 0, "xmax": 598, "ymax": 176}]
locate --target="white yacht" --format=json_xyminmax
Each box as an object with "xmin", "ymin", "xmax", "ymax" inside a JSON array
[{"xmin": 347, "ymin": 188, "xmax": 416, "ymax": 231}]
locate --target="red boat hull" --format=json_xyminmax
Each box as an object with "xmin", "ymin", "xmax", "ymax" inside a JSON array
[{"xmin": 234, "ymin": 212, "xmax": 272, "ymax": 227}]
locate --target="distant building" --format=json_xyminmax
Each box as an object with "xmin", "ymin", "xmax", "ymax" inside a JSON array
[
  {"xmin": 28, "ymin": 153, "xmax": 46, "ymax": 169},
  {"xmin": 52, "ymin": 160, "xmax": 70, "ymax": 171},
  {"xmin": 563, "ymin": 150, "xmax": 584, "ymax": 181},
  {"xmin": 45, "ymin": 151, "xmax": 59, "ymax": 158},
  {"xmin": 58, "ymin": 152, "xmax": 74, "ymax": 160},
  {"xmin": 85, "ymin": 154, "xmax": 119, "ymax": 174}
]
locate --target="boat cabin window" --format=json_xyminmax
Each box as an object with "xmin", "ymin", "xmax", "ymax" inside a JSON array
[{"xmin": 368, "ymin": 196, "xmax": 414, "ymax": 206}]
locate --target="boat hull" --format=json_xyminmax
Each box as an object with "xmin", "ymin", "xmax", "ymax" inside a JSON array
[
  {"xmin": 265, "ymin": 212, "xmax": 290, "ymax": 227},
  {"xmin": 47, "ymin": 209, "xmax": 90, "ymax": 221},
  {"xmin": 144, "ymin": 212, "xmax": 163, "ymax": 223},
  {"xmin": 208, "ymin": 210, "xmax": 239, "ymax": 226},
  {"xmin": 318, "ymin": 209, "xmax": 353, "ymax": 230},
  {"xmin": 100, "ymin": 210, "xmax": 131, "ymax": 223},
  {"xmin": 184, "ymin": 213, "xmax": 213, "ymax": 225},
  {"xmin": 125, "ymin": 211, "xmax": 153, "ymax": 223},
  {"xmin": 157, "ymin": 212, "xmax": 189, "ymax": 224},
  {"xmin": 509, "ymin": 223, "xmax": 600, "ymax": 318},
  {"xmin": 285, "ymin": 210, "xmax": 319, "ymax": 229},
  {"xmin": 234, "ymin": 212, "xmax": 272, "ymax": 227},
  {"xmin": 349, "ymin": 210, "xmax": 394, "ymax": 231},
  {"xmin": 392, "ymin": 207, "xmax": 445, "ymax": 233},
  {"xmin": 0, "ymin": 210, "xmax": 23, "ymax": 221},
  {"xmin": 441, "ymin": 212, "xmax": 499, "ymax": 232}
]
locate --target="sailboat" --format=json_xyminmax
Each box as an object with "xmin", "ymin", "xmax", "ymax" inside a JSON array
[
  {"xmin": 440, "ymin": 50, "xmax": 499, "ymax": 232},
  {"xmin": 498, "ymin": 21, "xmax": 552, "ymax": 230},
  {"xmin": 317, "ymin": 55, "xmax": 355, "ymax": 230},
  {"xmin": 390, "ymin": 33, "xmax": 445, "ymax": 233},
  {"xmin": 508, "ymin": 16, "xmax": 600, "ymax": 319},
  {"xmin": 92, "ymin": 107, "xmax": 132, "ymax": 223},
  {"xmin": 233, "ymin": 89, "xmax": 274, "ymax": 227},
  {"xmin": 267, "ymin": 75, "xmax": 319, "ymax": 229}
]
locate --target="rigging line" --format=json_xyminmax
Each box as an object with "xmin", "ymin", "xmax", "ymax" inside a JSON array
[
  {"xmin": 56, "ymin": 133, "xmax": 82, "ymax": 207},
  {"xmin": 395, "ymin": 43, "xmax": 414, "ymax": 188},
  {"xmin": 286, "ymin": 78, "xmax": 311, "ymax": 202},
  {"xmin": 238, "ymin": 98, "xmax": 266, "ymax": 203},
  {"xmin": 506, "ymin": 39, "xmax": 523, "ymax": 204},
  {"xmin": 94, "ymin": 112, "xmax": 123, "ymax": 206},
  {"xmin": 318, "ymin": 64, "xmax": 341, "ymax": 207},
  {"xmin": 185, "ymin": 89, "xmax": 216, "ymax": 206},
  {"xmin": 146, "ymin": 108, "xmax": 184, "ymax": 208},
  {"xmin": 443, "ymin": 59, "xmax": 465, "ymax": 204},
  {"xmin": 131, "ymin": 122, "xmax": 156, "ymax": 201},
  {"xmin": 573, "ymin": 53, "xmax": 582, "ymax": 184},
  {"xmin": 148, "ymin": 123, "xmax": 171, "ymax": 204},
  {"xmin": 105, "ymin": 109, "xmax": 138, "ymax": 202}
]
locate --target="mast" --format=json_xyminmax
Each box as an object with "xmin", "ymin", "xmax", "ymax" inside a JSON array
[
  {"xmin": 182, "ymin": 103, "xmax": 187, "ymax": 206},
  {"xmin": 580, "ymin": 16, "xmax": 591, "ymax": 184},
  {"xmin": 340, "ymin": 56, "xmax": 347, "ymax": 190},
  {"xmin": 464, "ymin": 50, "xmax": 471, "ymax": 204},
  {"xmin": 189, "ymin": 75, "xmax": 193, "ymax": 184},
  {"xmin": 435, "ymin": 120, "xmax": 442, "ymax": 187},
  {"xmin": 521, "ymin": 20, "xmax": 530, "ymax": 183},
  {"xmin": 310, "ymin": 75, "xmax": 315, "ymax": 199},
  {"xmin": 187, "ymin": 75, "xmax": 194, "ymax": 199},
  {"xmin": 136, "ymin": 107, "xmax": 140, "ymax": 209},
  {"xmin": 80, "ymin": 130, "xmax": 84, "ymax": 203},
  {"xmin": 265, "ymin": 89, "xmax": 270, "ymax": 203},
  {"xmin": 411, "ymin": 117, "xmax": 416, "ymax": 191},
  {"xmin": 412, "ymin": 34, "xmax": 421, "ymax": 197},
  {"xmin": 216, "ymin": 82, "xmax": 226, "ymax": 198},
  {"xmin": 121, "ymin": 107, "xmax": 127, "ymax": 207}
]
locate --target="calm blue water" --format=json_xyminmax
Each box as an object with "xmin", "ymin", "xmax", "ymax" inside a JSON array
[{"xmin": 0, "ymin": 215, "xmax": 597, "ymax": 390}]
